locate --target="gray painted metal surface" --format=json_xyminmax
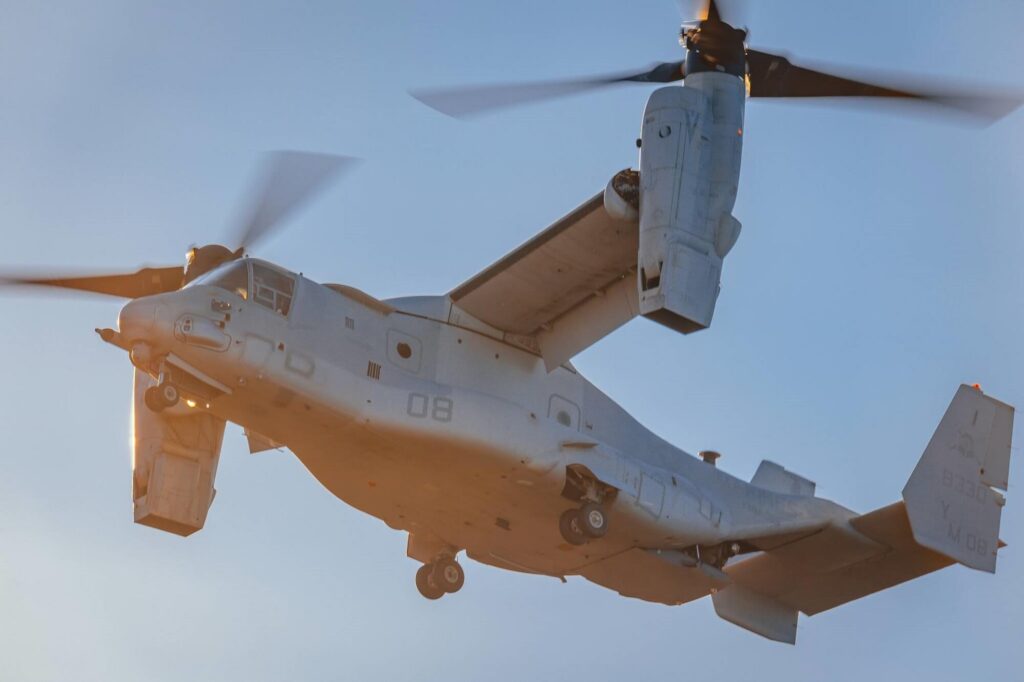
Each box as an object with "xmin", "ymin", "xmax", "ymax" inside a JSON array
[{"xmin": 106, "ymin": 75, "xmax": 1013, "ymax": 645}]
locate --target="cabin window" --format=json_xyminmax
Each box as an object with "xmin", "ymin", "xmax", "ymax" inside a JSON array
[
  {"xmin": 252, "ymin": 263, "xmax": 295, "ymax": 316},
  {"xmin": 386, "ymin": 330, "xmax": 422, "ymax": 373}
]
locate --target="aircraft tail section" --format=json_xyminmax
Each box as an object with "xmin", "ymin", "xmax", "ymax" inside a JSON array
[
  {"xmin": 712, "ymin": 502, "xmax": 957, "ymax": 643},
  {"xmin": 902, "ymin": 384, "xmax": 1013, "ymax": 572},
  {"xmin": 711, "ymin": 385, "xmax": 1013, "ymax": 643}
]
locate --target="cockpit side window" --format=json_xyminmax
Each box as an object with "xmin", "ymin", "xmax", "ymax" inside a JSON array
[
  {"xmin": 191, "ymin": 260, "xmax": 249, "ymax": 300},
  {"xmin": 252, "ymin": 263, "xmax": 295, "ymax": 316}
]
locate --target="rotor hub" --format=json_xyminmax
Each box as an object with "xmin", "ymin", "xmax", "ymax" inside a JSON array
[
  {"xmin": 682, "ymin": 20, "xmax": 747, "ymax": 78},
  {"xmin": 184, "ymin": 244, "xmax": 241, "ymax": 284}
]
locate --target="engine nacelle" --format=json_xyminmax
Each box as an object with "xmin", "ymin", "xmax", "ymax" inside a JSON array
[
  {"xmin": 637, "ymin": 74, "xmax": 744, "ymax": 333},
  {"xmin": 132, "ymin": 370, "xmax": 225, "ymax": 536}
]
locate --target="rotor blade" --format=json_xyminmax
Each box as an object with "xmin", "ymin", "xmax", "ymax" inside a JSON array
[
  {"xmin": 410, "ymin": 61, "xmax": 685, "ymax": 119},
  {"xmin": 704, "ymin": 0, "xmax": 722, "ymax": 22},
  {"xmin": 683, "ymin": 0, "xmax": 743, "ymax": 24},
  {"xmin": 232, "ymin": 151, "xmax": 360, "ymax": 252},
  {"xmin": 0, "ymin": 266, "xmax": 184, "ymax": 299},
  {"xmin": 746, "ymin": 49, "xmax": 1022, "ymax": 121}
]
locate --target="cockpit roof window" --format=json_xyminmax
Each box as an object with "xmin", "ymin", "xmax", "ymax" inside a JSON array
[{"xmin": 188, "ymin": 260, "xmax": 249, "ymax": 300}]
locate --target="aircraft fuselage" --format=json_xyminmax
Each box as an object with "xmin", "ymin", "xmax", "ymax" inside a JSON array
[{"xmin": 117, "ymin": 262, "xmax": 846, "ymax": 578}]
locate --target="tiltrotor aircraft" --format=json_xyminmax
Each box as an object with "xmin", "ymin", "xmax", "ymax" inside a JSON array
[{"xmin": 4, "ymin": 1, "xmax": 1017, "ymax": 643}]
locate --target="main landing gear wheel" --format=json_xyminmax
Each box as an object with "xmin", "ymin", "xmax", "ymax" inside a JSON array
[
  {"xmin": 560, "ymin": 503, "xmax": 610, "ymax": 545},
  {"xmin": 559, "ymin": 508, "xmax": 588, "ymax": 546},
  {"xmin": 144, "ymin": 383, "xmax": 180, "ymax": 413},
  {"xmin": 415, "ymin": 557, "xmax": 465, "ymax": 600},
  {"xmin": 579, "ymin": 502, "xmax": 608, "ymax": 539}
]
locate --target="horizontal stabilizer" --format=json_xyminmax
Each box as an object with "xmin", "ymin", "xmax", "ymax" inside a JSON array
[
  {"xmin": 751, "ymin": 460, "xmax": 816, "ymax": 497},
  {"xmin": 718, "ymin": 503, "xmax": 955, "ymax": 642},
  {"xmin": 902, "ymin": 385, "xmax": 1014, "ymax": 572}
]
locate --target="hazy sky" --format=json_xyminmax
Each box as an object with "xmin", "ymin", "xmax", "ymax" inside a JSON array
[{"xmin": 2, "ymin": 1, "xmax": 1023, "ymax": 680}]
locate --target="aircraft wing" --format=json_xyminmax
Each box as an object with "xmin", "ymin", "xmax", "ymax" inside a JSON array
[{"xmin": 449, "ymin": 192, "xmax": 639, "ymax": 370}]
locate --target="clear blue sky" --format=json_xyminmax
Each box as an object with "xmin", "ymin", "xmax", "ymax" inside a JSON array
[{"xmin": 1, "ymin": 1, "xmax": 1022, "ymax": 680}]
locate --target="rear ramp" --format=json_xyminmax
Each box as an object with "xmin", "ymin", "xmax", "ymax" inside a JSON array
[{"xmin": 711, "ymin": 385, "xmax": 1013, "ymax": 643}]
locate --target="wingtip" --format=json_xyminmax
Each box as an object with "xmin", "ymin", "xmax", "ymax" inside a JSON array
[{"xmin": 408, "ymin": 88, "xmax": 479, "ymax": 120}]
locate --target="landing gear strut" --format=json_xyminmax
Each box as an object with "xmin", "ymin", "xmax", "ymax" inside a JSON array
[
  {"xmin": 558, "ymin": 466, "xmax": 615, "ymax": 546},
  {"xmin": 144, "ymin": 382, "xmax": 180, "ymax": 413},
  {"xmin": 415, "ymin": 556, "xmax": 465, "ymax": 600}
]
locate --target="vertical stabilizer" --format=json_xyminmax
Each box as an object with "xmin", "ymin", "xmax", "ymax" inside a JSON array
[
  {"xmin": 711, "ymin": 585, "xmax": 798, "ymax": 644},
  {"xmin": 750, "ymin": 460, "xmax": 816, "ymax": 496},
  {"xmin": 902, "ymin": 385, "xmax": 1014, "ymax": 573}
]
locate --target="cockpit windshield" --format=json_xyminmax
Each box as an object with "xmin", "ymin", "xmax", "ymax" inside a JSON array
[
  {"xmin": 187, "ymin": 260, "xmax": 249, "ymax": 300},
  {"xmin": 187, "ymin": 260, "xmax": 296, "ymax": 316}
]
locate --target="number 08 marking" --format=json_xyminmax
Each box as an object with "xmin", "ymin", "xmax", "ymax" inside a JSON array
[{"xmin": 406, "ymin": 393, "xmax": 453, "ymax": 423}]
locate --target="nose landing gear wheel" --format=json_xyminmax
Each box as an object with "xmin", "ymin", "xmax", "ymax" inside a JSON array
[
  {"xmin": 159, "ymin": 383, "xmax": 180, "ymax": 408},
  {"xmin": 415, "ymin": 563, "xmax": 445, "ymax": 600},
  {"xmin": 144, "ymin": 386, "xmax": 164, "ymax": 412},
  {"xmin": 559, "ymin": 508, "xmax": 588, "ymax": 545},
  {"xmin": 144, "ymin": 383, "xmax": 180, "ymax": 413}
]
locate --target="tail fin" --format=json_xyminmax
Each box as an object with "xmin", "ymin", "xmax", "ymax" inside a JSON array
[
  {"xmin": 902, "ymin": 384, "xmax": 1014, "ymax": 572},
  {"xmin": 750, "ymin": 460, "xmax": 816, "ymax": 497}
]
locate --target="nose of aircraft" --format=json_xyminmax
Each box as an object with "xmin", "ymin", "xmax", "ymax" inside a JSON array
[{"xmin": 118, "ymin": 296, "xmax": 170, "ymax": 342}]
